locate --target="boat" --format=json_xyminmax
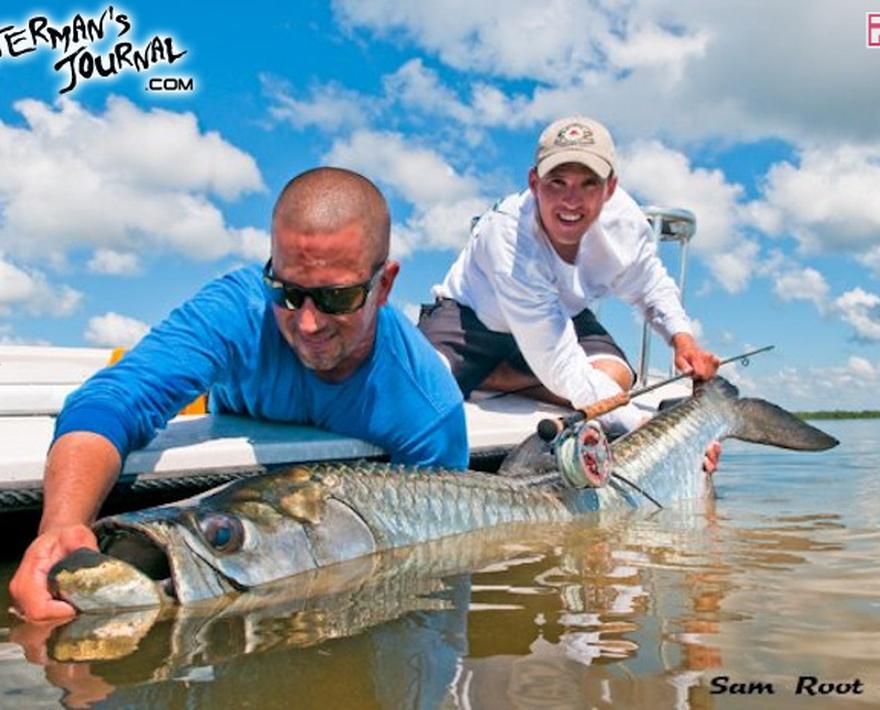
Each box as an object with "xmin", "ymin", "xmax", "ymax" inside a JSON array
[{"xmin": 0, "ymin": 207, "xmax": 695, "ymax": 514}]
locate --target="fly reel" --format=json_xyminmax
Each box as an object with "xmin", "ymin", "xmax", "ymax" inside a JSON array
[{"xmin": 553, "ymin": 419, "xmax": 613, "ymax": 488}]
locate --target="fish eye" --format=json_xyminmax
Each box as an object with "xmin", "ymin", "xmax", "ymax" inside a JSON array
[{"xmin": 196, "ymin": 513, "xmax": 245, "ymax": 554}]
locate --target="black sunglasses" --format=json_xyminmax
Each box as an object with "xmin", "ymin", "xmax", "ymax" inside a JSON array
[{"xmin": 262, "ymin": 259, "xmax": 386, "ymax": 315}]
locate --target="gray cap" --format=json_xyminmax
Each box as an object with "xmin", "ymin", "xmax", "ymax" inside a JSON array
[{"xmin": 535, "ymin": 116, "xmax": 615, "ymax": 179}]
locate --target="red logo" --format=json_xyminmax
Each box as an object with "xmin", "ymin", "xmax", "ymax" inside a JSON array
[{"xmin": 868, "ymin": 13, "xmax": 880, "ymax": 47}]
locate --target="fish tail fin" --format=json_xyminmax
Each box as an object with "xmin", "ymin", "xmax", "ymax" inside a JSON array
[{"xmin": 731, "ymin": 398, "xmax": 839, "ymax": 451}]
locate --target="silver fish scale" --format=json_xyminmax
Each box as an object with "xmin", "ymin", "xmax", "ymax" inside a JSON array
[
  {"xmin": 311, "ymin": 463, "xmax": 572, "ymax": 547},
  {"xmin": 599, "ymin": 384, "xmax": 736, "ymax": 509}
]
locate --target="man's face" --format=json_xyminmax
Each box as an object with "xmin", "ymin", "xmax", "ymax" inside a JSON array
[
  {"xmin": 528, "ymin": 163, "xmax": 617, "ymax": 256},
  {"xmin": 269, "ymin": 221, "xmax": 398, "ymax": 381}
]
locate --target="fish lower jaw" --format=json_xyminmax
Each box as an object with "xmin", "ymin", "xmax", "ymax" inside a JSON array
[
  {"xmin": 68, "ymin": 525, "xmax": 183, "ymax": 610},
  {"xmin": 48, "ymin": 547, "xmax": 173, "ymax": 613}
]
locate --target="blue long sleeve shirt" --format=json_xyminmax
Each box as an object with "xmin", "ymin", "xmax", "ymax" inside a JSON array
[{"xmin": 55, "ymin": 266, "xmax": 468, "ymax": 470}]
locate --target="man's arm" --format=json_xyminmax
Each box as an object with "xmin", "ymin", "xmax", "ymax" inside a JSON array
[
  {"xmin": 607, "ymin": 210, "xmax": 720, "ymax": 381},
  {"xmin": 9, "ymin": 271, "xmax": 261, "ymax": 621},
  {"xmin": 10, "ymin": 431, "xmax": 123, "ymax": 620}
]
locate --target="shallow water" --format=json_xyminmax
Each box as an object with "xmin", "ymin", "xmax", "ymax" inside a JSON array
[{"xmin": 1, "ymin": 419, "xmax": 877, "ymax": 709}]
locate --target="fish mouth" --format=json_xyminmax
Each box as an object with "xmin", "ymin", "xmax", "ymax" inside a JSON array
[
  {"xmin": 96, "ymin": 523, "xmax": 179, "ymax": 602},
  {"xmin": 47, "ymin": 528, "xmax": 178, "ymax": 614},
  {"xmin": 49, "ymin": 515, "xmax": 244, "ymax": 613},
  {"xmin": 93, "ymin": 514, "xmax": 243, "ymax": 605}
]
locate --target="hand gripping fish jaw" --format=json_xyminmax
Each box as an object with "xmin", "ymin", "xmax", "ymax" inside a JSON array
[{"xmin": 553, "ymin": 419, "xmax": 613, "ymax": 489}]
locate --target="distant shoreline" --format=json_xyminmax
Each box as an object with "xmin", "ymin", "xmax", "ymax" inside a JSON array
[{"xmin": 796, "ymin": 411, "xmax": 880, "ymax": 420}]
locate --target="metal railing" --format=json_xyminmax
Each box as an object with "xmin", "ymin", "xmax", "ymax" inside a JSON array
[{"xmin": 637, "ymin": 206, "xmax": 696, "ymax": 386}]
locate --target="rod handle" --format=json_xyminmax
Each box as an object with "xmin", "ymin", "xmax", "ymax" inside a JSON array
[{"xmin": 536, "ymin": 391, "xmax": 632, "ymax": 441}]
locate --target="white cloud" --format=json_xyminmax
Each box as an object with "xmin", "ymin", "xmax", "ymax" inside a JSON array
[
  {"xmin": 748, "ymin": 259, "xmax": 880, "ymax": 343},
  {"xmin": 325, "ymin": 129, "xmax": 479, "ymax": 204},
  {"xmin": 333, "ymin": 2, "xmax": 880, "ymax": 147},
  {"xmin": 833, "ymin": 288, "xmax": 880, "ymax": 342},
  {"xmin": 847, "ymin": 355, "xmax": 876, "ymax": 380},
  {"xmin": 621, "ymin": 141, "xmax": 745, "ymax": 254},
  {"xmin": 755, "ymin": 144, "xmax": 880, "ymax": 254},
  {"xmin": 0, "ymin": 255, "xmax": 82, "ymax": 317},
  {"xmin": 754, "ymin": 259, "xmax": 880, "ymax": 342},
  {"xmin": 401, "ymin": 302, "xmax": 421, "ymax": 323},
  {"xmin": 604, "ymin": 23, "xmax": 710, "ymax": 80},
  {"xmin": 709, "ymin": 242, "xmax": 761, "ymax": 294},
  {"xmin": 267, "ymin": 58, "xmax": 532, "ymax": 145},
  {"xmin": 334, "ymin": 0, "xmax": 713, "ymax": 90},
  {"xmin": 324, "ymin": 130, "xmax": 489, "ymax": 256},
  {"xmin": 55, "ymin": 287, "xmax": 83, "ymax": 317},
  {"xmin": 0, "ymin": 324, "xmax": 50, "ymax": 346},
  {"xmin": 0, "ymin": 97, "xmax": 265, "ymax": 264},
  {"xmin": 615, "ymin": 141, "xmax": 768, "ymax": 295},
  {"xmin": 87, "ymin": 249, "xmax": 140, "ymax": 275},
  {"xmin": 84, "ymin": 312, "xmax": 150, "ymax": 348},
  {"xmin": 0, "ymin": 258, "xmax": 36, "ymax": 308},
  {"xmin": 263, "ymin": 74, "xmax": 376, "ymax": 132},
  {"xmin": 469, "ymin": 82, "xmax": 531, "ymax": 129},
  {"xmin": 772, "ymin": 267, "xmax": 830, "ymax": 312},
  {"xmin": 383, "ymin": 59, "xmax": 474, "ymax": 125},
  {"xmin": 334, "ymin": 0, "xmax": 614, "ymax": 82},
  {"xmin": 234, "ymin": 227, "xmax": 271, "ymax": 262},
  {"xmin": 733, "ymin": 356, "xmax": 880, "ymax": 411},
  {"xmin": 860, "ymin": 245, "xmax": 880, "ymax": 279}
]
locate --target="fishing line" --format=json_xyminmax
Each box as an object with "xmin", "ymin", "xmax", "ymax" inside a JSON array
[{"xmin": 610, "ymin": 472, "xmax": 664, "ymax": 510}]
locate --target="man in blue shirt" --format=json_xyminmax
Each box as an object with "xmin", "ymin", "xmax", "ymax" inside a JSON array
[{"xmin": 11, "ymin": 167, "xmax": 468, "ymax": 621}]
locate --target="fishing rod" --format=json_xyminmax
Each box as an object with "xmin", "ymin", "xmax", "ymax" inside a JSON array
[{"xmin": 536, "ymin": 345, "xmax": 774, "ymax": 442}]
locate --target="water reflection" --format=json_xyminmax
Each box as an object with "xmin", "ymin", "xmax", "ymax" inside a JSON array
[
  {"xmin": 8, "ymin": 507, "xmax": 716, "ymax": 707},
  {"xmin": 4, "ymin": 423, "xmax": 879, "ymax": 708}
]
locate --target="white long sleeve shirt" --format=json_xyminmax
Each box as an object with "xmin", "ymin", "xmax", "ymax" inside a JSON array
[{"xmin": 434, "ymin": 187, "xmax": 692, "ymax": 417}]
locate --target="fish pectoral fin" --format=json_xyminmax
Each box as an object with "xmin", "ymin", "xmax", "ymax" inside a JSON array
[{"xmin": 732, "ymin": 398, "xmax": 839, "ymax": 451}]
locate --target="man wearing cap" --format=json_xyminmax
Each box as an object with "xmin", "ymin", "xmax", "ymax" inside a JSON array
[{"xmin": 418, "ymin": 116, "xmax": 720, "ymax": 435}]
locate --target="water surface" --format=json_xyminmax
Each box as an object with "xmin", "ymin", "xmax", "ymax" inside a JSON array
[{"xmin": 1, "ymin": 419, "xmax": 877, "ymax": 708}]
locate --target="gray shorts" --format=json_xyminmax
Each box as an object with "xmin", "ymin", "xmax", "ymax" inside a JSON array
[{"xmin": 417, "ymin": 298, "xmax": 634, "ymax": 398}]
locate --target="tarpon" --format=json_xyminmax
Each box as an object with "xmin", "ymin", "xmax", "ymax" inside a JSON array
[
  {"xmin": 49, "ymin": 522, "xmax": 562, "ymax": 664},
  {"xmin": 49, "ymin": 377, "xmax": 837, "ymax": 611}
]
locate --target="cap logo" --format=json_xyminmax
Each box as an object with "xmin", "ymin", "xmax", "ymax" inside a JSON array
[{"xmin": 554, "ymin": 123, "xmax": 595, "ymax": 147}]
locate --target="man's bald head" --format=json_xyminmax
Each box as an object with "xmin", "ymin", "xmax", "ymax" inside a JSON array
[{"xmin": 272, "ymin": 167, "xmax": 390, "ymax": 265}]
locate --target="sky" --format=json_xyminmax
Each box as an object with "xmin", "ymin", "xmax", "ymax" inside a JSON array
[{"xmin": 0, "ymin": 1, "xmax": 878, "ymax": 410}]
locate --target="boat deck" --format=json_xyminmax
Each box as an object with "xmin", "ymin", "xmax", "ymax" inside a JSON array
[
  {"xmin": 0, "ymin": 345, "xmax": 577, "ymax": 510},
  {"xmin": 0, "ymin": 345, "xmax": 685, "ymax": 512}
]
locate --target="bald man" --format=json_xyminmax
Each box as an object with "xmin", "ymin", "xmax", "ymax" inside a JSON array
[{"xmin": 11, "ymin": 167, "xmax": 467, "ymax": 621}]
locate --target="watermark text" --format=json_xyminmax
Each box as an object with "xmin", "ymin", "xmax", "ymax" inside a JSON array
[{"xmin": 0, "ymin": 6, "xmax": 191, "ymax": 94}]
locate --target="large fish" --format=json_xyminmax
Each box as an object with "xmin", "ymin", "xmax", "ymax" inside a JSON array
[
  {"xmin": 48, "ymin": 522, "xmax": 561, "ymax": 664},
  {"xmin": 49, "ymin": 377, "xmax": 837, "ymax": 611}
]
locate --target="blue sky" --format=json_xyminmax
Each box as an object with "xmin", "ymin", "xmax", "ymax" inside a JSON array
[{"xmin": 1, "ymin": 1, "xmax": 879, "ymax": 409}]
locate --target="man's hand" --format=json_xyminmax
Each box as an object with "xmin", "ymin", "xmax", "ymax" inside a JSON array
[
  {"xmin": 671, "ymin": 332, "xmax": 721, "ymax": 381},
  {"xmin": 9, "ymin": 524, "xmax": 97, "ymax": 621},
  {"xmin": 703, "ymin": 441, "xmax": 722, "ymax": 475},
  {"xmin": 11, "ymin": 432, "xmax": 122, "ymax": 621}
]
